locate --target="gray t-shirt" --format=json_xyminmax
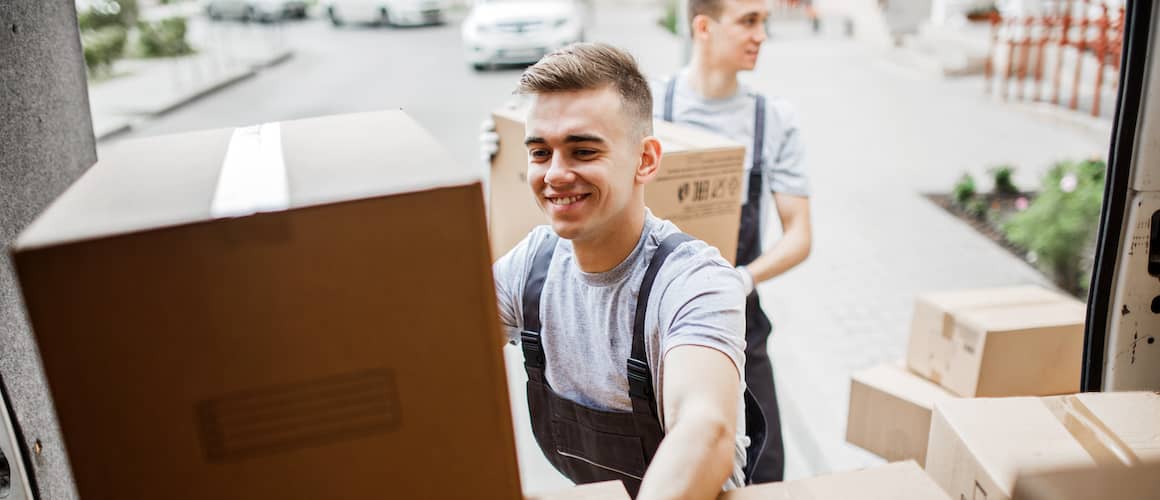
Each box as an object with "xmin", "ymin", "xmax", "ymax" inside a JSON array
[
  {"xmin": 651, "ymin": 70, "xmax": 809, "ymax": 237},
  {"xmin": 493, "ymin": 212, "xmax": 749, "ymax": 489}
]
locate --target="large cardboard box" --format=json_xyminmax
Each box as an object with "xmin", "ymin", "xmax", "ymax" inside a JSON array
[
  {"xmin": 719, "ymin": 461, "xmax": 951, "ymax": 499},
  {"xmin": 906, "ymin": 286, "xmax": 1085, "ymax": 397},
  {"xmin": 925, "ymin": 392, "xmax": 1160, "ymax": 500},
  {"xmin": 846, "ymin": 361, "xmax": 957, "ymax": 465},
  {"xmin": 11, "ymin": 111, "xmax": 522, "ymax": 499},
  {"xmin": 489, "ymin": 106, "xmax": 746, "ymax": 263},
  {"xmin": 1011, "ymin": 461, "xmax": 1160, "ymax": 500},
  {"xmin": 526, "ymin": 481, "xmax": 630, "ymax": 500}
]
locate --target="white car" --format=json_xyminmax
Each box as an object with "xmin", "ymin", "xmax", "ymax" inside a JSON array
[
  {"xmin": 326, "ymin": 0, "xmax": 447, "ymax": 27},
  {"xmin": 205, "ymin": 0, "xmax": 309, "ymax": 22},
  {"xmin": 461, "ymin": 0, "xmax": 586, "ymax": 70}
]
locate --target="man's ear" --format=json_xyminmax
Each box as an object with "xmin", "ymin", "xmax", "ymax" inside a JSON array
[
  {"xmin": 636, "ymin": 135, "xmax": 662, "ymax": 185},
  {"xmin": 691, "ymin": 14, "xmax": 712, "ymax": 40}
]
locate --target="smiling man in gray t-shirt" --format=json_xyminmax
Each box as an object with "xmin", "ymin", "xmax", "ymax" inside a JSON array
[{"xmin": 491, "ymin": 43, "xmax": 753, "ymax": 499}]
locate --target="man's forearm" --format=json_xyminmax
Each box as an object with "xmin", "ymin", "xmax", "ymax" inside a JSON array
[
  {"xmin": 636, "ymin": 413, "xmax": 735, "ymax": 500},
  {"xmin": 745, "ymin": 225, "xmax": 810, "ymax": 285}
]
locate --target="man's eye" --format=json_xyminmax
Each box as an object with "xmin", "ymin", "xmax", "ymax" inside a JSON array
[
  {"xmin": 575, "ymin": 149, "xmax": 597, "ymax": 157},
  {"xmin": 530, "ymin": 149, "xmax": 551, "ymax": 160}
]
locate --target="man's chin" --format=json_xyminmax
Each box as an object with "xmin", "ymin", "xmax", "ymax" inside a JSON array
[{"xmin": 549, "ymin": 220, "xmax": 583, "ymax": 240}]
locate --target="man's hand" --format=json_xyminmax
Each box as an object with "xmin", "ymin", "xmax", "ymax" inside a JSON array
[
  {"xmin": 480, "ymin": 117, "xmax": 500, "ymax": 164},
  {"xmin": 636, "ymin": 345, "xmax": 739, "ymax": 500}
]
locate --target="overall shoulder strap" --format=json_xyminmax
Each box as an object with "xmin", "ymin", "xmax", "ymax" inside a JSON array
[
  {"xmin": 627, "ymin": 233, "xmax": 695, "ymax": 407},
  {"xmin": 521, "ymin": 233, "xmax": 559, "ymax": 372},
  {"xmin": 663, "ymin": 76, "xmax": 677, "ymax": 122}
]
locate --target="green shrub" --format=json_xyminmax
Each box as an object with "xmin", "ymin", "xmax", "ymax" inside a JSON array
[
  {"xmin": 77, "ymin": 0, "xmax": 138, "ymax": 30},
  {"xmin": 966, "ymin": 197, "xmax": 990, "ymax": 220},
  {"xmin": 1003, "ymin": 159, "xmax": 1106, "ymax": 294},
  {"xmin": 137, "ymin": 17, "xmax": 193, "ymax": 58},
  {"xmin": 82, "ymin": 25, "xmax": 127, "ymax": 75},
  {"xmin": 659, "ymin": 0, "xmax": 678, "ymax": 35},
  {"xmin": 991, "ymin": 165, "xmax": 1019, "ymax": 195},
  {"xmin": 952, "ymin": 173, "xmax": 977, "ymax": 206}
]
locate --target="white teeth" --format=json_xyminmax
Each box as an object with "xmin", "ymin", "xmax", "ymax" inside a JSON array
[{"xmin": 550, "ymin": 195, "xmax": 584, "ymax": 205}]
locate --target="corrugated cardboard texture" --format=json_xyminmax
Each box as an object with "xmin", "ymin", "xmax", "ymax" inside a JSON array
[
  {"xmin": 1, "ymin": 2, "xmax": 97, "ymax": 498},
  {"xmin": 526, "ymin": 481, "xmax": 630, "ymax": 500},
  {"xmin": 720, "ymin": 461, "xmax": 951, "ymax": 500},
  {"xmin": 846, "ymin": 362, "xmax": 956, "ymax": 465},
  {"xmin": 906, "ymin": 286, "xmax": 1067, "ymax": 386},
  {"xmin": 488, "ymin": 107, "xmax": 745, "ymax": 263},
  {"xmin": 925, "ymin": 392, "xmax": 1160, "ymax": 500},
  {"xmin": 1011, "ymin": 461, "xmax": 1160, "ymax": 500},
  {"xmin": 11, "ymin": 112, "xmax": 522, "ymax": 499}
]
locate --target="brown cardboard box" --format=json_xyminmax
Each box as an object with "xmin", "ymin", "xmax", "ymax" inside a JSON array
[
  {"xmin": 906, "ymin": 286, "xmax": 1085, "ymax": 397},
  {"xmin": 719, "ymin": 461, "xmax": 951, "ymax": 499},
  {"xmin": 1011, "ymin": 461, "xmax": 1160, "ymax": 500},
  {"xmin": 846, "ymin": 361, "xmax": 957, "ymax": 465},
  {"xmin": 906, "ymin": 285, "xmax": 1070, "ymax": 389},
  {"xmin": 11, "ymin": 111, "xmax": 522, "ymax": 499},
  {"xmin": 526, "ymin": 481, "xmax": 630, "ymax": 500},
  {"xmin": 489, "ymin": 106, "xmax": 746, "ymax": 263},
  {"xmin": 925, "ymin": 392, "xmax": 1160, "ymax": 500}
]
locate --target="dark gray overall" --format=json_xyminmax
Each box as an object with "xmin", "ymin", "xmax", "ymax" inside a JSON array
[
  {"xmin": 663, "ymin": 78, "xmax": 785, "ymax": 483},
  {"xmin": 521, "ymin": 233, "xmax": 766, "ymax": 497}
]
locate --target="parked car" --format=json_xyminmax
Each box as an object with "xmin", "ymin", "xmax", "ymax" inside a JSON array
[
  {"xmin": 461, "ymin": 0, "xmax": 586, "ymax": 71},
  {"xmin": 325, "ymin": 0, "xmax": 447, "ymax": 27},
  {"xmin": 205, "ymin": 0, "xmax": 309, "ymax": 22}
]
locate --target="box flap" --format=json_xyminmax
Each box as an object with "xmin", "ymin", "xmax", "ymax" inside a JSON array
[
  {"xmin": 957, "ymin": 301, "xmax": 1087, "ymax": 333},
  {"xmin": 15, "ymin": 110, "xmax": 479, "ymax": 250}
]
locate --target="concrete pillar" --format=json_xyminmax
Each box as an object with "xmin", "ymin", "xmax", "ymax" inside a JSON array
[{"xmin": 1, "ymin": 1, "xmax": 96, "ymax": 498}]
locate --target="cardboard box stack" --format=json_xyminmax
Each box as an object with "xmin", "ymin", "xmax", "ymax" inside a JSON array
[
  {"xmin": 1010, "ymin": 460, "xmax": 1160, "ymax": 500},
  {"xmin": 488, "ymin": 106, "xmax": 746, "ymax": 263},
  {"xmin": 11, "ymin": 111, "xmax": 523, "ymax": 499},
  {"xmin": 719, "ymin": 461, "xmax": 950, "ymax": 500},
  {"xmin": 925, "ymin": 392, "xmax": 1160, "ymax": 500},
  {"xmin": 846, "ymin": 285, "xmax": 1086, "ymax": 465}
]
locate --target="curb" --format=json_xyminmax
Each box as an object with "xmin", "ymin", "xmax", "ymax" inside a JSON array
[{"xmin": 94, "ymin": 49, "xmax": 294, "ymax": 142}]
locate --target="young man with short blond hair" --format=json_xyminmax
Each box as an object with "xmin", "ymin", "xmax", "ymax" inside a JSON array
[{"xmin": 493, "ymin": 42, "xmax": 764, "ymax": 498}]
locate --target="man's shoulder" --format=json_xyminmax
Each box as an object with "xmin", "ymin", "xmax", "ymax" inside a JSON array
[
  {"xmin": 647, "ymin": 218, "xmax": 735, "ymax": 277},
  {"xmin": 495, "ymin": 225, "xmax": 558, "ymax": 280}
]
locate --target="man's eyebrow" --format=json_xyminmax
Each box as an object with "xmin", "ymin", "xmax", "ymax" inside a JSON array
[
  {"xmin": 564, "ymin": 134, "xmax": 606, "ymax": 144},
  {"xmin": 524, "ymin": 134, "xmax": 607, "ymax": 146}
]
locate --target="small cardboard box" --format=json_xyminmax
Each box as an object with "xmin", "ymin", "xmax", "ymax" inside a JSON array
[
  {"xmin": 489, "ymin": 106, "xmax": 746, "ymax": 263},
  {"xmin": 925, "ymin": 392, "xmax": 1160, "ymax": 500},
  {"xmin": 1011, "ymin": 461, "xmax": 1160, "ymax": 500},
  {"xmin": 719, "ymin": 461, "xmax": 951, "ymax": 499},
  {"xmin": 846, "ymin": 361, "xmax": 957, "ymax": 465},
  {"xmin": 906, "ymin": 286, "xmax": 1070, "ymax": 388},
  {"xmin": 11, "ymin": 111, "xmax": 522, "ymax": 499},
  {"xmin": 526, "ymin": 481, "xmax": 630, "ymax": 500},
  {"xmin": 907, "ymin": 286, "xmax": 1086, "ymax": 397}
]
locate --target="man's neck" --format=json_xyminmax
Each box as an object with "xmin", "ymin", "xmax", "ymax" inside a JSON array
[
  {"xmin": 687, "ymin": 52, "xmax": 740, "ymax": 100},
  {"xmin": 571, "ymin": 208, "xmax": 647, "ymax": 274}
]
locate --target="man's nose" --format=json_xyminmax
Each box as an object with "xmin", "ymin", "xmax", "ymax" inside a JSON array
[{"xmin": 544, "ymin": 154, "xmax": 574, "ymax": 186}]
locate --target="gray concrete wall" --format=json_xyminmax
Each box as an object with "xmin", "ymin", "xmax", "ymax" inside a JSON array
[{"xmin": 1, "ymin": 1, "xmax": 96, "ymax": 498}]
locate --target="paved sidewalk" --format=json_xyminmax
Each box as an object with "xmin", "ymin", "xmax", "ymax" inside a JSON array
[{"xmin": 88, "ymin": 8, "xmax": 295, "ymax": 141}]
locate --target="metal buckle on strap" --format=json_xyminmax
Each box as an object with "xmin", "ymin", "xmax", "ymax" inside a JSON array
[
  {"xmin": 626, "ymin": 358, "xmax": 652, "ymax": 400},
  {"xmin": 522, "ymin": 330, "xmax": 545, "ymax": 369}
]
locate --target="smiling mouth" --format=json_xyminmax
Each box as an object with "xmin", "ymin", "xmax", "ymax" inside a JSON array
[{"xmin": 546, "ymin": 194, "xmax": 591, "ymax": 206}]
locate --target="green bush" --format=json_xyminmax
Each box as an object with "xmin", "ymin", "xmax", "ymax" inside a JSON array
[
  {"xmin": 1003, "ymin": 159, "xmax": 1106, "ymax": 294},
  {"xmin": 659, "ymin": 0, "xmax": 678, "ymax": 35},
  {"xmin": 952, "ymin": 173, "xmax": 977, "ymax": 206},
  {"xmin": 77, "ymin": 0, "xmax": 138, "ymax": 31},
  {"xmin": 966, "ymin": 197, "xmax": 990, "ymax": 220},
  {"xmin": 82, "ymin": 25, "xmax": 127, "ymax": 75},
  {"xmin": 991, "ymin": 165, "xmax": 1019, "ymax": 195},
  {"xmin": 137, "ymin": 17, "xmax": 193, "ymax": 58}
]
